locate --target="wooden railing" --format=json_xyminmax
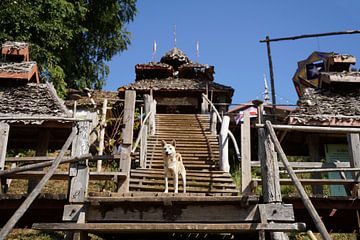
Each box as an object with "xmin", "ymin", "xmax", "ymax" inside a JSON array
[{"xmin": 201, "ymin": 94, "xmax": 241, "ymax": 173}]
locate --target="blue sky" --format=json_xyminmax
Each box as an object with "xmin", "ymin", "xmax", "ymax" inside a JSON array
[{"xmin": 106, "ymin": 1, "xmax": 360, "ymax": 106}]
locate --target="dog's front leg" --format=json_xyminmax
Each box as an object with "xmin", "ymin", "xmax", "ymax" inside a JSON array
[{"xmin": 164, "ymin": 172, "xmax": 169, "ymax": 193}]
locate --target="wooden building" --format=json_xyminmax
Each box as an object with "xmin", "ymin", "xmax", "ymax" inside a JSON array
[{"xmin": 120, "ymin": 47, "xmax": 234, "ymax": 114}]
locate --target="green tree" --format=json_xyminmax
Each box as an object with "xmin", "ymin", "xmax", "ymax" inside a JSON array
[{"xmin": 0, "ymin": 0, "xmax": 136, "ymax": 98}]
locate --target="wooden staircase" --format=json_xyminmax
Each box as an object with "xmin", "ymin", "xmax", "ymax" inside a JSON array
[{"xmin": 130, "ymin": 114, "xmax": 238, "ymax": 195}]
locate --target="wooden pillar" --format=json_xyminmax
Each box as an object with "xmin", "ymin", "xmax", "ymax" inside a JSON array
[
  {"xmin": 241, "ymin": 112, "xmax": 252, "ymax": 194},
  {"xmin": 0, "ymin": 123, "xmax": 10, "ymax": 194},
  {"xmin": 307, "ymin": 135, "xmax": 323, "ymax": 195},
  {"xmin": 348, "ymin": 133, "xmax": 360, "ymax": 197},
  {"xmin": 28, "ymin": 129, "xmax": 50, "ymax": 193},
  {"xmin": 219, "ymin": 116, "xmax": 230, "ymax": 173},
  {"xmin": 68, "ymin": 121, "xmax": 91, "ymax": 240},
  {"xmin": 258, "ymin": 128, "xmax": 288, "ymax": 240},
  {"xmin": 97, "ymin": 98, "xmax": 108, "ymax": 172},
  {"xmin": 210, "ymin": 110, "xmax": 217, "ymax": 135},
  {"xmin": 118, "ymin": 90, "xmax": 136, "ymax": 192}
]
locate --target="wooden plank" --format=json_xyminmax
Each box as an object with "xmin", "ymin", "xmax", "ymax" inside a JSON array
[
  {"xmin": 86, "ymin": 203, "xmax": 294, "ymax": 223},
  {"xmin": 0, "ymin": 123, "xmax": 10, "ymax": 193},
  {"xmin": 265, "ymin": 121, "xmax": 331, "ymax": 240},
  {"xmin": 33, "ymin": 222, "xmax": 306, "ymax": 233},
  {"xmin": 307, "ymin": 135, "xmax": 323, "ymax": 195},
  {"xmin": 348, "ymin": 133, "xmax": 360, "ymax": 197},
  {"xmin": 241, "ymin": 111, "xmax": 252, "ymax": 194},
  {"xmin": 0, "ymin": 127, "xmax": 77, "ymax": 240}
]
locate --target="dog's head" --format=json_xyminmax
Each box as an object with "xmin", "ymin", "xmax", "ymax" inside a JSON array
[{"xmin": 161, "ymin": 139, "xmax": 176, "ymax": 157}]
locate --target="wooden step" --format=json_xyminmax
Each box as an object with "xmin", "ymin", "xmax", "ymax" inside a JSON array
[
  {"xmin": 129, "ymin": 184, "xmax": 239, "ymax": 194},
  {"xmin": 32, "ymin": 222, "xmax": 306, "ymax": 233}
]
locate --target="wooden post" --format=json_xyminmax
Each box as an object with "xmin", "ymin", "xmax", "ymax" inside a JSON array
[
  {"xmin": 28, "ymin": 129, "xmax": 50, "ymax": 193},
  {"xmin": 219, "ymin": 116, "xmax": 230, "ymax": 173},
  {"xmin": 348, "ymin": 133, "xmax": 360, "ymax": 197},
  {"xmin": 201, "ymin": 94, "xmax": 208, "ymax": 114},
  {"xmin": 241, "ymin": 111, "xmax": 252, "ymax": 194},
  {"xmin": 0, "ymin": 127, "xmax": 77, "ymax": 240},
  {"xmin": 118, "ymin": 90, "xmax": 136, "ymax": 192},
  {"xmin": 258, "ymin": 127, "xmax": 288, "ymax": 240},
  {"xmin": 68, "ymin": 121, "xmax": 91, "ymax": 240},
  {"xmin": 0, "ymin": 123, "xmax": 10, "ymax": 194},
  {"xmin": 265, "ymin": 121, "xmax": 331, "ymax": 240},
  {"xmin": 307, "ymin": 135, "xmax": 323, "ymax": 195},
  {"xmin": 210, "ymin": 110, "xmax": 217, "ymax": 135},
  {"xmin": 150, "ymin": 99, "xmax": 157, "ymax": 136},
  {"xmin": 97, "ymin": 98, "xmax": 108, "ymax": 172},
  {"xmin": 140, "ymin": 125, "xmax": 148, "ymax": 168}
]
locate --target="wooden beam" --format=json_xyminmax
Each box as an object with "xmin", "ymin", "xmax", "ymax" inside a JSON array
[
  {"xmin": 265, "ymin": 121, "xmax": 331, "ymax": 240},
  {"xmin": 256, "ymin": 123, "xmax": 360, "ymax": 134},
  {"xmin": 32, "ymin": 222, "xmax": 306, "ymax": 233},
  {"xmin": 241, "ymin": 111, "xmax": 252, "ymax": 194},
  {"xmin": 0, "ymin": 127, "xmax": 77, "ymax": 240}
]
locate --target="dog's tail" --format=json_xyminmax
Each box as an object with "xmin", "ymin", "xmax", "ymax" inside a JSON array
[{"xmin": 175, "ymin": 153, "xmax": 183, "ymax": 162}]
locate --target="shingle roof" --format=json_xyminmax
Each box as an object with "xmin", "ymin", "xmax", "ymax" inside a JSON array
[
  {"xmin": 124, "ymin": 77, "xmax": 233, "ymax": 93},
  {"xmin": 289, "ymin": 88, "xmax": 360, "ymax": 125},
  {"xmin": 0, "ymin": 82, "xmax": 71, "ymax": 120}
]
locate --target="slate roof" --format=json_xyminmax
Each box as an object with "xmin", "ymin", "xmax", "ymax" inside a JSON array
[
  {"xmin": 289, "ymin": 88, "xmax": 360, "ymax": 126},
  {"xmin": 124, "ymin": 77, "xmax": 234, "ymax": 94},
  {"xmin": 0, "ymin": 82, "xmax": 71, "ymax": 122}
]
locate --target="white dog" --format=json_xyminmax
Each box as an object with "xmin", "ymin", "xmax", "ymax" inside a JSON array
[{"xmin": 162, "ymin": 139, "xmax": 186, "ymax": 193}]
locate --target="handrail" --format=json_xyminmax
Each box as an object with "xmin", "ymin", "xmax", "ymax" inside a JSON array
[
  {"xmin": 131, "ymin": 111, "xmax": 152, "ymax": 154},
  {"xmin": 202, "ymin": 94, "xmax": 241, "ymax": 162}
]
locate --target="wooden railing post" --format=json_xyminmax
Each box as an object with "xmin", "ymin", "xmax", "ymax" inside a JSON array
[
  {"xmin": 258, "ymin": 127, "xmax": 288, "ymax": 240},
  {"xmin": 140, "ymin": 125, "xmax": 148, "ymax": 168},
  {"xmin": 210, "ymin": 110, "xmax": 217, "ymax": 135},
  {"xmin": 219, "ymin": 116, "xmax": 230, "ymax": 173},
  {"xmin": 201, "ymin": 94, "xmax": 209, "ymax": 114},
  {"xmin": 118, "ymin": 90, "xmax": 136, "ymax": 192},
  {"xmin": 241, "ymin": 111, "xmax": 252, "ymax": 194},
  {"xmin": 0, "ymin": 122, "xmax": 10, "ymax": 193},
  {"xmin": 150, "ymin": 99, "xmax": 157, "ymax": 136}
]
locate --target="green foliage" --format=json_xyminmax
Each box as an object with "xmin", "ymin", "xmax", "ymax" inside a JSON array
[{"xmin": 0, "ymin": 0, "xmax": 137, "ymax": 96}]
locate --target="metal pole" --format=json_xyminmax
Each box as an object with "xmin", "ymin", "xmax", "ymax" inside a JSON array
[{"xmin": 265, "ymin": 36, "xmax": 277, "ymax": 122}]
